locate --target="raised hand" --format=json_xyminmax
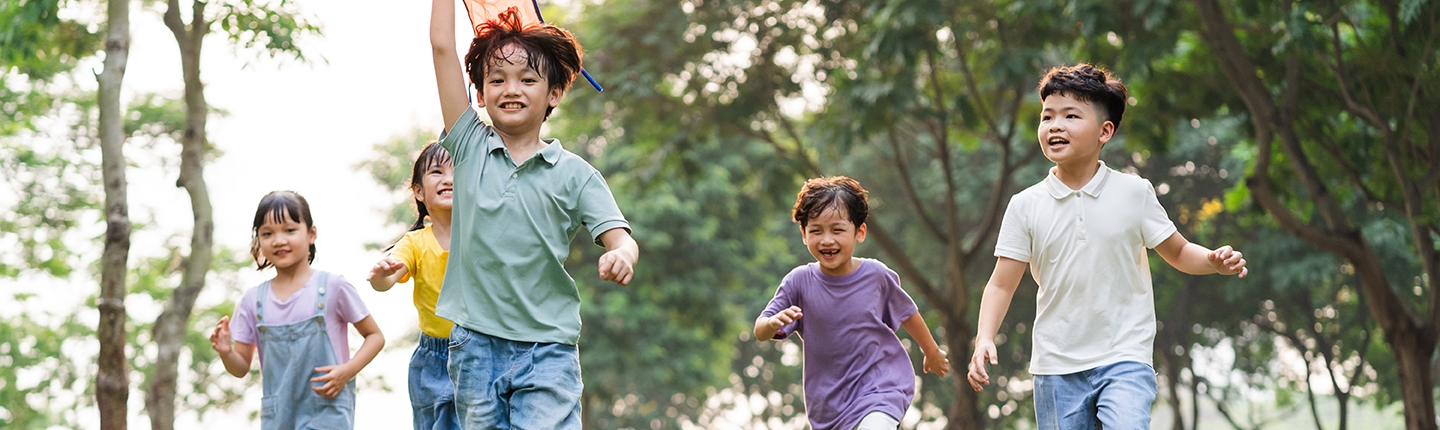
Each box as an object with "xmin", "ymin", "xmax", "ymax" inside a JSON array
[
  {"xmin": 368, "ymin": 257, "xmax": 405, "ymax": 281},
  {"xmin": 597, "ymin": 249, "xmax": 635, "ymax": 286},
  {"xmin": 1207, "ymin": 245, "xmax": 1248, "ymax": 278},
  {"xmin": 210, "ymin": 316, "xmax": 233, "ymax": 354},
  {"xmin": 769, "ymin": 306, "xmax": 803, "ymax": 331}
]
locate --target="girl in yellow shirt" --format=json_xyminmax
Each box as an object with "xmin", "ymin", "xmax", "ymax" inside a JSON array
[{"xmin": 367, "ymin": 142, "xmax": 458, "ymax": 430}]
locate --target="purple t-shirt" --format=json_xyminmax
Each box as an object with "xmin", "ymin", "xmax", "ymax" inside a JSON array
[
  {"xmin": 760, "ymin": 258, "xmax": 919, "ymax": 430},
  {"xmin": 230, "ymin": 271, "xmax": 370, "ymax": 367}
]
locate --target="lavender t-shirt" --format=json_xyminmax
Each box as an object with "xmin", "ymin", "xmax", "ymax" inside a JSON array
[
  {"xmin": 230, "ymin": 271, "xmax": 370, "ymax": 367},
  {"xmin": 760, "ymin": 258, "xmax": 919, "ymax": 430}
]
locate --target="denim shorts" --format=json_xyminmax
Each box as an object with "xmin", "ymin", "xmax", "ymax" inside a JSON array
[
  {"xmin": 1033, "ymin": 360, "xmax": 1157, "ymax": 430},
  {"xmin": 410, "ymin": 334, "xmax": 459, "ymax": 430},
  {"xmin": 447, "ymin": 325, "xmax": 582, "ymax": 430}
]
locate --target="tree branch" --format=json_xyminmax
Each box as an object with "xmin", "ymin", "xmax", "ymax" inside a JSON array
[{"xmin": 885, "ymin": 129, "xmax": 949, "ymax": 242}]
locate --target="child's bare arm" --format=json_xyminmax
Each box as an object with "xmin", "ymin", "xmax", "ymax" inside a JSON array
[
  {"xmin": 969, "ymin": 257, "xmax": 1026, "ymax": 392},
  {"xmin": 1153, "ymin": 232, "xmax": 1249, "ymax": 278},
  {"xmin": 753, "ymin": 306, "xmax": 802, "ymax": 341},
  {"xmin": 597, "ymin": 228, "xmax": 639, "ymax": 286},
  {"xmin": 901, "ymin": 313, "xmax": 949, "ymax": 377},
  {"xmin": 311, "ymin": 315, "xmax": 385, "ymax": 399},
  {"xmin": 431, "ymin": 0, "xmax": 468, "ymax": 130},
  {"xmin": 209, "ymin": 316, "xmax": 254, "ymax": 378},
  {"xmin": 366, "ymin": 257, "xmax": 409, "ymax": 292}
]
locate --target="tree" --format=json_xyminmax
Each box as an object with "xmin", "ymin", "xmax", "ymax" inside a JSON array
[
  {"xmin": 1187, "ymin": 0, "xmax": 1440, "ymax": 427},
  {"xmin": 96, "ymin": 0, "xmax": 134, "ymax": 425},
  {"xmin": 143, "ymin": 1, "xmax": 319, "ymax": 427}
]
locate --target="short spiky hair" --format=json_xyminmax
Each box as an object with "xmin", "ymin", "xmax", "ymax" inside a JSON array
[
  {"xmin": 464, "ymin": 7, "xmax": 583, "ymax": 119},
  {"xmin": 1038, "ymin": 64, "xmax": 1129, "ymax": 129},
  {"xmin": 793, "ymin": 176, "xmax": 870, "ymax": 228}
]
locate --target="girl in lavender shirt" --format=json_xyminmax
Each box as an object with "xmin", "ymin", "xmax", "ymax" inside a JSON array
[
  {"xmin": 209, "ymin": 191, "xmax": 385, "ymax": 429},
  {"xmin": 755, "ymin": 177, "xmax": 951, "ymax": 430}
]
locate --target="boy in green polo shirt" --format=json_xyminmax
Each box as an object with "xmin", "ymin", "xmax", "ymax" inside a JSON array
[{"xmin": 428, "ymin": 0, "xmax": 639, "ymax": 428}]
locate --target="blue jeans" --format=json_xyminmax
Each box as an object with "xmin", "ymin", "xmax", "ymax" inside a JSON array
[
  {"xmin": 1034, "ymin": 360, "xmax": 1157, "ymax": 430},
  {"xmin": 410, "ymin": 334, "xmax": 460, "ymax": 430},
  {"xmin": 447, "ymin": 325, "xmax": 582, "ymax": 430}
]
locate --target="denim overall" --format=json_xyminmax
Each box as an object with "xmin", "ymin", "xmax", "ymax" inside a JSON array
[{"xmin": 257, "ymin": 271, "xmax": 356, "ymax": 430}]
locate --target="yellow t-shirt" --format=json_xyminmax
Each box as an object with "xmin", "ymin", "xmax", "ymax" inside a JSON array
[{"xmin": 391, "ymin": 226, "xmax": 453, "ymax": 339}]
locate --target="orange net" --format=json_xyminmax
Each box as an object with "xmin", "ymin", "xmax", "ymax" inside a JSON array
[{"xmin": 462, "ymin": 0, "xmax": 541, "ymax": 35}]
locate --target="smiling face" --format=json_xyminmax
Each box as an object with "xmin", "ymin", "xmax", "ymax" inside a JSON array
[
  {"xmin": 1038, "ymin": 92, "xmax": 1115, "ymax": 168},
  {"xmin": 478, "ymin": 43, "xmax": 564, "ymax": 134},
  {"xmin": 801, "ymin": 207, "xmax": 867, "ymax": 277},
  {"xmin": 254, "ymin": 209, "xmax": 316, "ymax": 271},
  {"xmin": 414, "ymin": 160, "xmax": 454, "ymax": 214}
]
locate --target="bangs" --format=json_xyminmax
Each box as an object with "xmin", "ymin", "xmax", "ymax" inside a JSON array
[
  {"xmin": 417, "ymin": 143, "xmax": 453, "ymax": 170},
  {"xmin": 252, "ymin": 191, "xmax": 310, "ymax": 231}
]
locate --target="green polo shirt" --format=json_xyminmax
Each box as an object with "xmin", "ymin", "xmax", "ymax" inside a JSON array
[{"xmin": 436, "ymin": 107, "xmax": 631, "ymax": 345}]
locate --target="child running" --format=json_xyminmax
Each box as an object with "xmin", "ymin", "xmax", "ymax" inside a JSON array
[
  {"xmin": 210, "ymin": 190, "xmax": 385, "ymax": 430},
  {"xmin": 430, "ymin": 0, "xmax": 639, "ymax": 428},
  {"xmin": 755, "ymin": 176, "xmax": 950, "ymax": 430},
  {"xmin": 367, "ymin": 142, "xmax": 459, "ymax": 430},
  {"xmin": 967, "ymin": 64, "xmax": 1249, "ymax": 429}
]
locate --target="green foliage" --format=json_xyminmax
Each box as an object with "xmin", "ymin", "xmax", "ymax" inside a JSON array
[
  {"xmin": 354, "ymin": 127, "xmax": 439, "ymax": 248},
  {"xmin": 127, "ymin": 244, "xmax": 254, "ymax": 421},
  {"xmin": 213, "ymin": 0, "xmax": 323, "ymax": 63},
  {"xmin": 0, "ymin": 300, "xmax": 91, "ymax": 429},
  {"xmin": 0, "ymin": 139, "xmax": 101, "ymax": 279}
]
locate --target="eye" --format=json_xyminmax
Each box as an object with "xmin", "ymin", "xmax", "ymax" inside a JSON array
[
  {"xmin": 1067, "ymin": 114, "xmax": 1079, "ymax": 119},
  {"xmin": 488, "ymin": 78, "xmax": 503, "ymax": 84},
  {"xmin": 1041, "ymin": 115, "xmax": 1052, "ymax": 121}
]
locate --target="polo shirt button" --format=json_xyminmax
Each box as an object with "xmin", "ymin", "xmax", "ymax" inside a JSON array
[{"xmin": 511, "ymin": 173, "xmax": 518, "ymax": 178}]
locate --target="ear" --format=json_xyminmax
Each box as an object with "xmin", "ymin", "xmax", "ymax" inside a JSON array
[
  {"xmin": 855, "ymin": 223, "xmax": 867, "ymax": 243},
  {"xmin": 1098, "ymin": 120, "xmax": 1116, "ymax": 145},
  {"xmin": 548, "ymin": 86, "xmax": 565, "ymax": 108},
  {"xmin": 308, "ymin": 225, "xmax": 318, "ymax": 245},
  {"xmin": 411, "ymin": 183, "xmax": 425, "ymax": 201}
]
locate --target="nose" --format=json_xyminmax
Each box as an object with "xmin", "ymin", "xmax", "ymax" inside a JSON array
[{"xmin": 442, "ymin": 173, "xmax": 453, "ymax": 186}]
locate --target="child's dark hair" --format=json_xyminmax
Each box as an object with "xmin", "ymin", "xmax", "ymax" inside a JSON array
[
  {"xmin": 465, "ymin": 7, "xmax": 584, "ymax": 120},
  {"xmin": 1037, "ymin": 63, "xmax": 1129, "ymax": 129},
  {"xmin": 250, "ymin": 190, "xmax": 316, "ymax": 270},
  {"xmin": 386, "ymin": 142, "xmax": 453, "ymax": 251},
  {"xmin": 793, "ymin": 176, "xmax": 869, "ymax": 228}
]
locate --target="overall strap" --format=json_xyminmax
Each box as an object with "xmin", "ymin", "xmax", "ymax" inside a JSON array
[
  {"xmin": 314, "ymin": 271, "xmax": 330, "ymax": 318},
  {"xmin": 256, "ymin": 281, "xmax": 270, "ymax": 324}
]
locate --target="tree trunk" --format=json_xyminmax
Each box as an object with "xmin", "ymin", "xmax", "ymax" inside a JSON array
[
  {"xmin": 147, "ymin": 2, "xmax": 213, "ymax": 429},
  {"xmin": 944, "ymin": 322, "xmax": 983, "ymax": 429},
  {"xmin": 96, "ymin": 0, "xmax": 132, "ymax": 427},
  {"xmin": 1390, "ymin": 326, "xmax": 1438, "ymax": 430}
]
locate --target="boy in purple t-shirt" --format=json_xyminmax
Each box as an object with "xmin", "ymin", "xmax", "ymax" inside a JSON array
[{"xmin": 755, "ymin": 176, "xmax": 950, "ymax": 430}]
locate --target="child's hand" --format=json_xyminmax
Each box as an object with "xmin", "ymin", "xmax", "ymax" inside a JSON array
[
  {"xmin": 311, "ymin": 363, "xmax": 357, "ymax": 399},
  {"xmin": 597, "ymin": 249, "xmax": 636, "ymax": 286},
  {"xmin": 923, "ymin": 348, "xmax": 950, "ymax": 377},
  {"xmin": 368, "ymin": 257, "xmax": 405, "ymax": 281},
  {"xmin": 209, "ymin": 316, "xmax": 233, "ymax": 354},
  {"xmin": 769, "ymin": 306, "xmax": 803, "ymax": 332},
  {"xmin": 967, "ymin": 340, "xmax": 998, "ymax": 391},
  {"xmin": 1207, "ymin": 245, "xmax": 1248, "ymax": 278}
]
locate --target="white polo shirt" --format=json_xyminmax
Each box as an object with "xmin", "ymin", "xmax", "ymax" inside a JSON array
[{"xmin": 995, "ymin": 161, "xmax": 1177, "ymax": 375}]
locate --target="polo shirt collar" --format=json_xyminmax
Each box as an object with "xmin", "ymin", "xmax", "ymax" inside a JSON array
[
  {"xmin": 484, "ymin": 131, "xmax": 563, "ymax": 166},
  {"xmin": 1044, "ymin": 160, "xmax": 1111, "ymax": 199}
]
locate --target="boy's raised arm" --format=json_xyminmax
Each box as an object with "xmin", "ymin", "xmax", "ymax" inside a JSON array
[
  {"xmin": 1152, "ymin": 232, "xmax": 1249, "ymax": 278},
  {"xmin": 597, "ymin": 228, "xmax": 639, "ymax": 286},
  {"xmin": 431, "ymin": 0, "xmax": 469, "ymax": 131}
]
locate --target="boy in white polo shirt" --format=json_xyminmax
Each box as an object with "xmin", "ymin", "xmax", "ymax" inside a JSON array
[{"xmin": 966, "ymin": 64, "xmax": 1248, "ymax": 429}]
